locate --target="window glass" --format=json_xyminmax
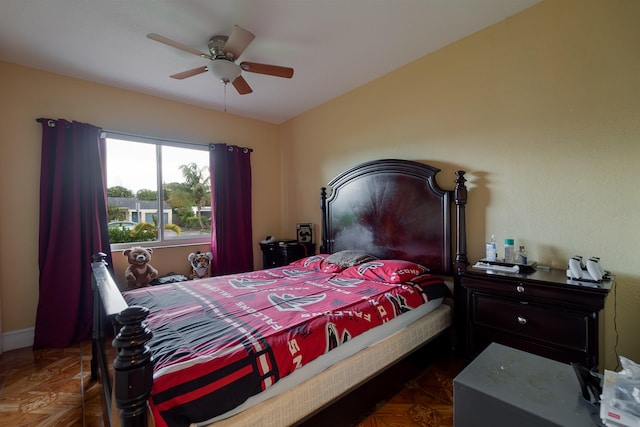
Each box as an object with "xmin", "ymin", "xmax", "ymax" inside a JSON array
[
  {"xmin": 105, "ymin": 135, "xmax": 210, "ymax": 248},
  {"xmin": 161, "ymin": 145, "xmax": 211, "ymax": 241}
]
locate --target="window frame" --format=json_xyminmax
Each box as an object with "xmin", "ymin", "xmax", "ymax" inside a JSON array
[{"xmin": 103, "ymin": 130, "xmax": 211, "ymax": 250}]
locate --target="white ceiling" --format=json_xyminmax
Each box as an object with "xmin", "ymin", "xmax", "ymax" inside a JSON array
[{"xmin": 0, "ymin": 0, "xmax": 540, "ymax": 124}]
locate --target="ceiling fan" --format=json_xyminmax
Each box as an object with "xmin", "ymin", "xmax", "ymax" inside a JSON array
[{"xmin": 147, "ymin": 25, "xmax": 294, "ymax": 95}]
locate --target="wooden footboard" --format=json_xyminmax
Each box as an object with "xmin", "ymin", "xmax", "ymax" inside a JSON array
[{"xmin": 91, "ymin": 253, "xmax": 152, "ymax": 427}]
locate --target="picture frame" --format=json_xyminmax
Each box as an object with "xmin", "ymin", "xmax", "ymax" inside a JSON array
[{"xmin": 296, "ymin": 223, "xmax": 313, "ymax": 243}]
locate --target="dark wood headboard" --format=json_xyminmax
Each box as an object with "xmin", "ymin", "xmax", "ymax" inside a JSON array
[{"xmin": 320, "ymin": 159, "xmax": 467, "ymax": 276}]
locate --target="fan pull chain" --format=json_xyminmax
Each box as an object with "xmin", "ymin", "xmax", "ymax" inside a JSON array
[{"xmin": 223, "ymin": 82, "xmax": 228, "ymax": 112}]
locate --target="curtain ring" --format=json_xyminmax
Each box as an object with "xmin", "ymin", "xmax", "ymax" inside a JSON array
[
  {"xmin": 228, "ymin": 146, "xmax": 234, "ymax": 152},
  {"xmin": 47, "ymin": 120, "xmax": 56, "ymax": 128},
  {"xmin": 242, "ymin": 148, "xmax": 248, "ymax": 153}
]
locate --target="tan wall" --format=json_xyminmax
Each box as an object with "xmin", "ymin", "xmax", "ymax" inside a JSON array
[
  {"xmin": 111, "ymin": 245, "xmax": 212, "ymax": 290},
  {"xmin": 0, "ymin": 62, "xmax": 283, "ymax": 334},
  {"xmin": 280, "ymin": 0, "xmax": 640, "ymax": 370},
  {"xmin": 1, "ymin": 0, "xmax": 638, "ymax": 371}
]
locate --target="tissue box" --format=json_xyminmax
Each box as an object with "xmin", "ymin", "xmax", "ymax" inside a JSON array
[{"xmin": 600, "ymin": 370, "xmax": 640, "ymax": 427}]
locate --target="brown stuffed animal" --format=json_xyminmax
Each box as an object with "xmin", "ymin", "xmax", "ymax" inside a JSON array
[{"xmin": 124, "ymin": 246, "xmax": 158, "ymax": 289}]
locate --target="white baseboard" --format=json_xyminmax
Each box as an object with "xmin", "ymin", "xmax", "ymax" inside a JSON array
[{"xmin": 2, "ymin": 327, "xmax": 34, "ymax": 352}]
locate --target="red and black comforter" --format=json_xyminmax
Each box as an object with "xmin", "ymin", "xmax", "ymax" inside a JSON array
[{"xmin": 122, "ymin": 256, "xmax": 450, "ymax": 427}]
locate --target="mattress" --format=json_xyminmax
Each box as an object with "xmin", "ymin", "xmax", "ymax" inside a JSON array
[
  {"xmin": 210, "ymin": 302, "xmax": 452, "ymax": 427},
  {"xmin": 122, "ymin": 260, "xmax": 450, "ymax": 427}
]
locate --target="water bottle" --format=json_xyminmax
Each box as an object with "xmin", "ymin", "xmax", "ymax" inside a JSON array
[
  {"xmin": 485, "ymin": 235, "xmax": 497, "ymax": 262},
  {"xmin": 504, "ymin": 239, "xmax": 515, "ymax": 263}
]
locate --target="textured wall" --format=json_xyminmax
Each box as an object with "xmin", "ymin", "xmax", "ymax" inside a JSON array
[
  {"xmin": 0, "ymin": 62, "xmax": 282, "ymax": 336},
  {"xmin": 280, "ymin": 0, "xmax": 640, "ymax": 370}
]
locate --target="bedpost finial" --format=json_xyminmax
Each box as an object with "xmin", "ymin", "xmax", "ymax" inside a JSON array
[
  {"xmin": 113, "ymin": 305, "xmax": 153, "ymax": 425},
  {"xmin": 454, "ymin": 171, "xmax": 467, "ymax": 205},
  {"xmin": 92, "ymin": 252, "xmax": 108, "ymax": 264}
]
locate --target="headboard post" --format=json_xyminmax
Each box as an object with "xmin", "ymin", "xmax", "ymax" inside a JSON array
[
  {"xmin": 113, "ymin": 306, "xmax": 153, "ymax": 427},
  {"xmin": 454, "ymin": 170, "xmax": 468, "ymax": 273},
  {"xmin": 320, "ymin": 187, "xmax": 328, "ymax": 254}
]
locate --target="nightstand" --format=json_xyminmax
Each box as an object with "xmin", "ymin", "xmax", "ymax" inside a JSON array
[
  {"xmin": 259, "ymin": 240, "xmax": 315, "ymax": 269},
  {"xmin": 458, "ymin": 267, "xmax": 612, "ymax": 370}
]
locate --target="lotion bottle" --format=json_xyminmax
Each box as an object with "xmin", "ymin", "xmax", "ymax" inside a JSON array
[{"xmin": 485, "ymin": 235, "xmax": 497, "ymax": 262}]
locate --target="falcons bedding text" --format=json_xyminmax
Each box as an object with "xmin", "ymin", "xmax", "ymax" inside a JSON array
[{"xmin": 122, "ymin": 262, "xmax": 449, "ymax": 427}]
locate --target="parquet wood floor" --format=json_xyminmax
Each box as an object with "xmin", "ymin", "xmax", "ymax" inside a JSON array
[
  {"xmin": 0, "ymin": 341, "xmax": 105, "ymax": 426},
  {"xmin": 0, "ymin": 340, "xmax": 466, "ymax": 426},
  {"xmin": 301, "ymin": 343, "xmax": 467, "ymax": 427},
  {"xmin": 356, "ymin": 356, "xmax": 467, "ymax": 427}
]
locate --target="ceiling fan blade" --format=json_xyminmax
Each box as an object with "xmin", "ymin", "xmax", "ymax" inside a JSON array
[
  {"xmin": 232, "ymin": 75, "xmax": 253, "ymax": 95},
  {"xmin": 239, "ymin": 62, "xmax": 294, "ymax": 78},
  {"xmin": 147, "ymin": 33, "xmax": 212, "ymax": 60},
  {"xmin": 223, "ymin": 25, "xmax": 255, "ymax": 60},
  {"xmin": 170, "ymin": 66, "xmax": 208, "ymax": 80}
]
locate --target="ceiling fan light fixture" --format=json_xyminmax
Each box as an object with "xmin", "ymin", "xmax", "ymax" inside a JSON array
[
  {"xmin": 148, "ymin": 26, "xmax": 292, "ymax": 96},
  {"xmin": 208, "ymin": 60, "xmax": 241, "ymax": 83}
]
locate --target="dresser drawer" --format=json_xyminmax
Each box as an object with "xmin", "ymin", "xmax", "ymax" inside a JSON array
[
  {"xmin": 471, "ymin": 328, "xmax": 593, "ymax": 367},
  {"xmin": 463, "ymin": 276, "xmax": 570, "ymax": 303},
  {"xmin": 471, "ymin": 293, "xmax": 590, "ymax": 352},
  {"xmin": 462, "ymin": 275, "xmax": 609, "ymax": 311}
]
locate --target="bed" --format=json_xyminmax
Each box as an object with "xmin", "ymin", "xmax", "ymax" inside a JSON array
[{"xmin": 91, "ymin": 158, "xmax": 468, "ymax": 427}]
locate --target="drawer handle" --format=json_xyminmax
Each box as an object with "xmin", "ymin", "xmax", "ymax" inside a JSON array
[
  {"xmin": 517, "ymin": 316, "xmax": 527, "ymax": 325},
  {"xmin": 516, "ymin": 285, "xmax": 525, "ymax": 293}
]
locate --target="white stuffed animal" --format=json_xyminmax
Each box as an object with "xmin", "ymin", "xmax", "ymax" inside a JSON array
[{"xmin": 188, "ymin": 250, "xmax": 213, "ymax": 279}]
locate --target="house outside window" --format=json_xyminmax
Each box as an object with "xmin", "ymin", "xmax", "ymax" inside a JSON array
[{"xmin": 105, "ymin": 132, "xmax": 211, "ymax": 249}]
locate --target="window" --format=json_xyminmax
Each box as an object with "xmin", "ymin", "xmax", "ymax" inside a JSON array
[{"xmin": 104, "ymin": 132, "xmax": 211, "ymax": 248}]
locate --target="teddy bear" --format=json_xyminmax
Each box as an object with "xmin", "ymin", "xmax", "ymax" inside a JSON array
[
  {"xmin": 188, "ymin": 250, "xmax": 213, "ymax": 279},
  {"xmin": 124, "ymin": 246, "xmax": 158, "ymax": 289}
]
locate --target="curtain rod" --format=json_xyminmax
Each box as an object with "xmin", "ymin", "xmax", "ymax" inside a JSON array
[
  {"xmin": 104, "ymin": 129, "xmax": 253, "ymax": 152},
  {"xmin": 36, "ymin": 119, "xmax": 253, "ymax": 152},
  {"xmin": 36, "ymin": 118, "xmax": 68, "ymax": 128},
  {"xmin": 210, "ymin": 143, "xmax": 254, "ymax": 153}
]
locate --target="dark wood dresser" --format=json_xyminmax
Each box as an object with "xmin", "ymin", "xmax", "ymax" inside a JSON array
[
  {"xmin": 259, "ymin": 240, "xmax": 315, "ymax": 269},
  {"xmin": 458, "ymin": 267, "xmax": 612, "ymax": 370}
]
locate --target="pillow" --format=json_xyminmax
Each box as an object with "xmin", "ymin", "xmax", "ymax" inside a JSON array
[
  {"xmin": 340, "ymin": 259, "xmax": 429, "ymax": 284},
  {"xmin": 289, "ymin": 254, "xmax": 345, "ymax": 273},
  {"xmin": 323, "ymin": 250, "xmax": 378, "ymax": 267}
]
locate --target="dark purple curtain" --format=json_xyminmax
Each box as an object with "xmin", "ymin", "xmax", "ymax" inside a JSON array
[
  {"xmin": 34, "ymin": 118, "xmax": 112, "ymax": 349},
  {"xmin": 210, "ymin": 143, "xmax": 253, "ymax": 275}
]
